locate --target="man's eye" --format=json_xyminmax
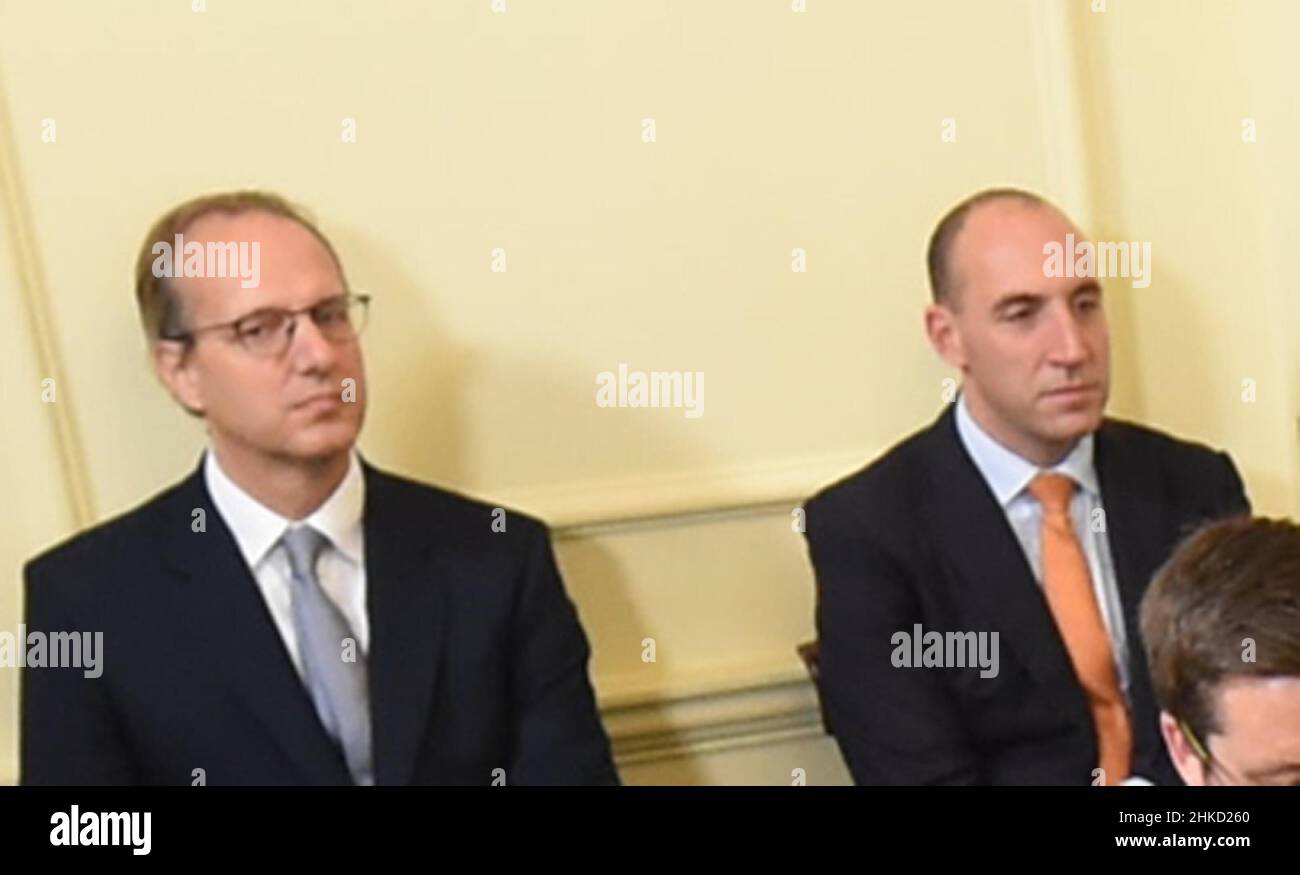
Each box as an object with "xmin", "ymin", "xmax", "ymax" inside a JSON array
[
  {"xmin": 238, "ymin": 315, "xmax": 280, "ymax": 337},
  {"xmin": 316, "ymin": 304, "xmax": 346, "ymax": 323}
]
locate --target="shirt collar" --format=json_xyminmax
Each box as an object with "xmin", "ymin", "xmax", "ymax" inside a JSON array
[
  {"xmin": 203, "ymin": 448, "xmax": 365, "ymax": 568},
  {"xmin": 954, "ymin": 391, "xmax": 1099, "ymax": 507}
]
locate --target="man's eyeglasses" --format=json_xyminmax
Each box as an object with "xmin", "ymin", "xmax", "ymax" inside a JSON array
[
  {"xmin": 1176, "ymin": 717, "xmax": 1296, "ymax": 786},
  {"xmin": 163, "ymin": 293, "xmax": 371, "ymax": 358}
]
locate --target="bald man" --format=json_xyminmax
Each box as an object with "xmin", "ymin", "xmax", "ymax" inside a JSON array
[{"xmin": 802, "ymin": 188, "xmax": 1249, "ymax": 785}]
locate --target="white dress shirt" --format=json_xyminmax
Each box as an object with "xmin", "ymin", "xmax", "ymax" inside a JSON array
[
  {"xmin": 204, "ymin": 448, "xmax": 370, "ymax": 679},
  {"xmin": 954, "ymin": 393, "xmax": 1131, "ymax": 698}
]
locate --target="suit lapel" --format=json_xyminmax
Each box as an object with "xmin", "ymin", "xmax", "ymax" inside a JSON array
[
  {"xmin": 1094, "ymin": 423, "xmax": 1169, "ymax": 743},
  {"xmin": 155, "ymin": 460, "xmax": 353, "ymax": 783},
  {"xmin": 922, "ymin": 406, "xmax": 1081, "ymax": 693},
  {"xmin": 362, "ymin": 462, "xmax": 447, "ymax": 785},
  {"xmin": 1094, "ymin": 423, "xmax": 1167, "ymax": 638}
]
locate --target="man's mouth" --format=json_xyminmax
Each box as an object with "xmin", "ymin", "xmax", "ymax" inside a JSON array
[
  {"xmin": 292, "ymin": 392, "xmax": 341, "ymax": 411},
  {"xmin": 1042, "ymin": 383, "xmax": 1099, "ymax": 400}
]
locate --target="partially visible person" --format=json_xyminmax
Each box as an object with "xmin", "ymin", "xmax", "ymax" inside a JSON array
[{"xmin": 1140, "ymin": 516, "xmax": 1300, "ymax": 786}]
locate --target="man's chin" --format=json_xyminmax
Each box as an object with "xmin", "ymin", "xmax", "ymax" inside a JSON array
[
  {"xmin": 1038, "ymin": 386, "xmax": 1104, "ymax": 425},
  {"xmin": 1040, "ymin": 407, "xmax": 1103, "ymax": 446},
  {"xmin": 282, "ymin": 423, "xmax": 360, "ymax": 464}
]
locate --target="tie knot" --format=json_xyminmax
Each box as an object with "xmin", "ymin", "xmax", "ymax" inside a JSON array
[
  {"xmin": 281, "ymin": 525, "xmax": 328, "ymax": 580},
  {"xmin": 1029, "ymin": 472, "xmax": 1076, "ymax": 513}
]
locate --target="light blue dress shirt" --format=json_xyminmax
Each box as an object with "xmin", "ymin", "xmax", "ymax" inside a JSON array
[{"xmin": 954, "ymin": 393, "xmax": 1130, "ymax": 699}]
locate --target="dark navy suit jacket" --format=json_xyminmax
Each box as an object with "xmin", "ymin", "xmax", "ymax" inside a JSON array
[
  {"xmin": 803, "ymin": 405, "xmax": 1249, "ymax": 785},
  {"xmin": 21, "ymin": 457, "xmax": 618, "ymax": 786}
]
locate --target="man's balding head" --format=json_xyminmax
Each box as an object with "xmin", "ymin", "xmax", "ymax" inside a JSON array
[
  {"xmin": 923, "ymin": 188, "xmax": 1110, "ymax": 466},
  {"xmin": 927, "ymin": 187, "xmax": 1062, "ymax": 308}
]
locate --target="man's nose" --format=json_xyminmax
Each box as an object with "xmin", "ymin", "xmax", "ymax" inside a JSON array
[
  {"xmin": 1049, "ymin": 308, "xmax": 1089, "ymax": 367},
  {"xmin": 287, "ymin": 314, "xmax": 339, "ymax": 372}
]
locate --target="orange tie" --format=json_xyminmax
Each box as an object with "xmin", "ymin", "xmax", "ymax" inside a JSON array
[{"xmin": 1028, "ymin": 472, "xmax": 1132, "ymax": 785}]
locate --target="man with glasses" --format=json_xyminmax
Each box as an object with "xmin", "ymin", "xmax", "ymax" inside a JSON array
[
  {"xmin": 21, "ymin": 191, "xmax": 618, "ymax": 785},
  {"xmin": 1137, "ymin": 516, "xmax": 1300, "ymax": 786}
]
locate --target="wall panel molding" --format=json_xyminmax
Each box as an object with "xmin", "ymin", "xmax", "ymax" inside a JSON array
[
  {"xmin": 1027, "ymin": 0, "xmax": 1095, "ymax": 230},
  {"xmin": 489, "ymin": 447, "xmax": 880, "ymax": 537},
  {"xmin": 0, "ymin": 64, "xmax": 95, "ymax": 529},
  {"xmin": 601, "ymin": 666, "xmax": 825, "ymax": 767}
]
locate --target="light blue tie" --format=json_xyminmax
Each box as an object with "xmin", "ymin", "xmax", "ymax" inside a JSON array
[{"xmin": 281, "ymin": 525, "xmax": 374, "ymax": 785}]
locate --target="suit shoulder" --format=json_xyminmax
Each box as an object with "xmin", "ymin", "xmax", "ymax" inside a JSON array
[
  {"xmin": 1099, "ymin": 417, "xmax": 1247, "ymax": 518},
  {"xmin": 24, "ymin": 477, "xmax": 186, "ymax": 583},
  {"xmin": 805, "ymin": 419, "xmax": 935, "ymax": 516},
  {"xmin": 365, "ymin": 466, "xmax": 549, "ymax": 540},
  {"xmin": 1100, "ymin": 417, "xmax": 1234, "ymax": 474}
]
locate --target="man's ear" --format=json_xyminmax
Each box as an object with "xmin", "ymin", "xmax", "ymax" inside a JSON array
[
  {"xmin": 1159, "ymin": 711, "xmax": 1207, "ymax": 786},
  {"xmin": 924, "ymin": 302, "xmax": 967, "ymax": 371},
  {"xmin": 151, "ymin": 339, "xmax": 206, "ymax": 416}
]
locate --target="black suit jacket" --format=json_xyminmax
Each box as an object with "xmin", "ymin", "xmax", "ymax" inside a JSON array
[
  {"xmin": 21, "ymin": 457, "xmax": 618, "ymax": 786},
  {"xmin": 802, "ymin": 405, "xmax": 1249, "ymax": 785}
]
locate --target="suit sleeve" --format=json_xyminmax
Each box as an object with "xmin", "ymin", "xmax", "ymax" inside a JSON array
[
  {"xmin": 1215, "ymin": 451, "xmax": 1251, "ymax": 517},
  {"xmin": 506, "ymin": 524, "xmax": 619, "ymax": 785},
  {"xmin": 805, "ymin": 494, "xmax": 981, "ymax": 785},
  {"xmin": 21, "ymin": 558, "xmax": 138, "ymax": 785}
]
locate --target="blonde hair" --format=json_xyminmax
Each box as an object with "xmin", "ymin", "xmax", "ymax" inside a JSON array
[{"xmin": 133, "ymin": 190, "xmax": 345, "ymax": 340}]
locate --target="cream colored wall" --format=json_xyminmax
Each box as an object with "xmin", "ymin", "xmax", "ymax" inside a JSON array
[
  {"xmin": 1070, "ymin": 0, "xmax": 1300, "ymax": 518},
  {"xmin": 0, "ymin": 0, "xmax": 1294, "ymax": 786}
]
